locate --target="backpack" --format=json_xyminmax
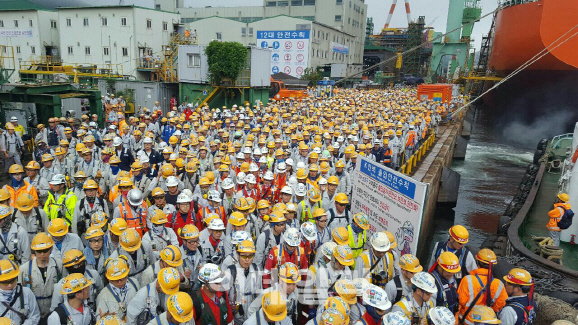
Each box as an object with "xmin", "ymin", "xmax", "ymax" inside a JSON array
[{"xmin": 558, "ymin": 206, "xmax": 574, "ymax": 230}]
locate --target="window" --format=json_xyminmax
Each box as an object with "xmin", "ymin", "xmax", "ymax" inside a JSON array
[
  {"xmin": 101, "ymin": 17, "xmax": 107, "ymax": 26},
  {"xmin": 155, "ymin": 4, "xmax": 161, "ymax": 10},
  {"xmin": 31, "ymin": 46, "xmax": 35, "ymax": 54},
  {"xmin": 266, "ymin": 1, "xmax": 277, "ymax": 6},
  {"xmin": 103, "ymin": 47, "xmax": 109, "ymax": 56},
  {"xmin": 0, "ymin": 21, "xmax": 3, "ymax": 28},
  {"xmin": 216, "ymin": 32, "xmax": 222, "ymax": 40},
  {"xmin": 348, "ymin": 18, "xmax": 351, "ymax": 24},
  {"xmin": 248, "ymin": 28, "xmax": 253, "ymax": 37},
  {"xmin": 29, "ymin": 19, "xmax": 33, "ymax": 27},
  {"xmin": 14, "ymin": 20, "xmax": 18, "ymax": 28},
  {"xmin": 291, "ymin": 0, "xmax": 302, "ymax": 5},
  {"xmin": 241, "ymin": 27, "xmax": 246, "ymax": 36},
  {"xmin": 83, "ymin": 18, "xmax": 89, "ymax": 26},
  {"xmin": 304, "ymin": 0, "xmax": 315, "ymax": 5},
  {"xmin": 66, "ymin": 18, "xmax": 71, "ymax": 26},
  {"xmin": 51, "ymin": 20, "xmax": 57, "ymax": 29},
  {"xmin": 163, "ymin": 22, "xmax": 167, "ymax": 31},
  {"xmin": 278, "ymin": 1, "xmax": 289, "ymax": 6},
  {"xmin": 335, "ymin": 15, "xmax": 342, "ymax": 21},
  {"xmin": 16, "ymin": 46, "xmax": 20, "ymax": 54},
  {"xmin": 121, "ymin": 17, "xmax": 127, "ymax": 26},
  {"xmin": 187, "ymin": 53, "xmax": 201, "ymax": 67},
  {"xmin": 336, "ymin": 0, "xmax": 342, "ymax": 4},
  {"xmin": 85, "ymin": 46, "xmax": 91, "ymax": 55},
  {"xmin": 122, "ymin": 47, "xmax": 128, "ymax": 56},
  {"xmin": 2, "ymin": 47, "xmax": 5, "ymax": 54},
  {"xmin": 68, "ymin": 46, "xmax": 73, "ymax": 54},
  {"xmin": 146, "ymin": 19, "xmax": 152, "ymax": 29}
]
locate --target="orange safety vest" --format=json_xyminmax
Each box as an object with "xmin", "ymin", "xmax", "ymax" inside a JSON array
[
  {"xmin": 3, "ymin": 182, "xmax": 38, "ymax": 208},
  {"xmin": 119, "ymin": 200, "xmax": 149, "ymax": 236},
  {"xmin": 405, "ymin": 131, "xmax": 416, "ymax": 148},
  {"xmin": 547, "ymin": 203, "xmax": 570, "ymax": 231},
  {"xmin": 199, "ymin": 206, "xmax": 227, "ymax": 227},
  {"xmin": 457, "ymin": 268, "xmax": 507, "ymax": 316}
]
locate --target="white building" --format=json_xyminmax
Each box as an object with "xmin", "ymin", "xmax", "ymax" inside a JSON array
[
  {"xmin": 0, "ymin": 4, "xmax": 60, "ymax": 82},
  {"xmin": 57, "ymin": 5, "xmax": 180, "ymax": 79},
  {"xmin": 155, "ymin": 0, "xmax": 367, "ymax": 67}
]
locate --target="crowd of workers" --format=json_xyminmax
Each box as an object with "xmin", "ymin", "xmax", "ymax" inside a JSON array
[{"xmin": 0, "ymin": 88, "xmax": 543, "ymax": 325}]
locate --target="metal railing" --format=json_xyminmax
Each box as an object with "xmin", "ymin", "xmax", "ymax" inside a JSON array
[
  {"xmin": 399, "ymin": 131, "xmax": 436, "ymax": 175},
  {"xmin": 19, "ymin": 56, "xmax": 123, "ymax": 78}
]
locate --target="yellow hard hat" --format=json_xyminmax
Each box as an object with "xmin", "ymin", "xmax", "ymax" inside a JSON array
[
  {"xmin": 309, "ymin": 164, "xmax": 319, "ymax": 172},
  {"xmin": 262, "ymin": 291, "xmax": 287, "ymax": 321},
  {"xmin": 108, "ymin": 218, "xmax": 128, "ymax": 236},
  {"xmin": 85, "ymin": 226, "xmax": 105, "ymax": 240},
  {"xmin": 131, "ymin": 161, "xmax": 143, "ymax": 171},
  {"xmin": 161, "ymin": 164, "xmax": 175, "ymax": 177},
  {"xmin": 383, "ymin": 231, "xmax": 397, "ymax": 249},
  {"xmin": 323, "ymin": 297, "xmax": 350, "ymax": 323},
  {"xmin": 16, "ymin": 193, "xmax": 34, "ymax": 212},
  {"xmin": 63, "ymin": 249, "xmax": 86, "ymax": 267},
  {"xmin": 185, "ymin": 161, "xmax": 198, "ymax": 173},
  {"xmin": 335, "ymin": 160, "xmax": 345, "ymax": 168},
  {"xmin": 151, "ymin": 187, "xmax": 165, "ymax": 197},
  {"xmin": 31, "ymin": 232, "xmax": 54, "ymax": 251},
  {"xmin": 150, "ymin": 208, "xmax": 168, "ymax": 225},
  {"xmin": 83, "ymin": 179, "xmax": 98, "ymax": 190},
  {"xmin": 157, "ymin": 267, "xmax": 181, "ymax": 295},
  {"xmin": 179, "ymin": 224, "xmax": 200, "ymax": 240},
  {"xmin": 91, "ymin": 211, "xmax": 109, "ymax": 228},
  {"xmin": 437, "ymin": 251, "xmax": 461, "ymax": 273},
  {"xmin": 169, "ymin": 136, "xmax": 179, "ymax": 145},
  {"xmin": 118, "ymin": 177, "xmax": 134, "ymax": 188},
  {"xmin": 296, "ymin": 168, "xmax": 307, "ymax": 180},
  {"xmin": 399, "ymin": 254, "xmax": 423, "ymax": 273},
  {"xmin": 334, "ymin": 193, "xmax": 349, "ymax": 205},
  {"xmin": 334, "ymin": 279, "xmax": 358, "ymax": 304},
  {"xmin": 160, "ymin": 245, "xmax": 183, "ymax": 267},
  {"xmin": 320, "ymin": 162, "xmax": 331, "ymax": 172},
  {"xmin": 475, "ymin": 248, "xmax": 497, "ymax": 265},
  {"xmin": 327, "ymin": 176, "xmax": 339, "ymax": 185},
  {"xmin": 199, "ymin": 177, "xmax": 211, "ymax": 186},
  {"xmin": 60, "ymin": 273, "xmax": 92, "ymax": 295},
  {"xmin": 449, "ymin": 225, "xmax": 469, "ymax": 244},
  {"xmin": 0, "ymin": 317, "xmax": 17, "ymax": 325},
  {"xmin": 48, "ymin": 218, "xmax": 69, "ymax": 237},
  {"xmin": 237, "ymin": 240, "xmax": 256, "ymax": 253},
  {"xmin": 167, "ymin": 292, "xmax": 195, "ymax": 323},
  {"xmin": 235, "ymin": 197, "xmax": 251, "ymax": 211},
  {"xmin": 308, "ymin": 188, "xmax": 321, "ymax": 202},
  {"xmin": 352, "ymin": 213, "xmax": 370, "ymax": 230},
  {"xmin": 25, "ymin": 161, "xmax": 40, "ymax": 170},
  {"xmin": 466, "ymin": 306, "xmax": 501, "ymax": 324},
  {"xmin": 333, "ymin": 245, "xmax": 354, "ymax": 266},
  {"xmin": 557, "ymin": 193, "xmax": 570, "ymax": 202},
  {"xmin": 257, "ymin": 199, "xmax": 271, "ymax": 210},
  {"xmin": 278, "ymin": 262, "xmax": 301, "ymax": 283},
  {"xmin": 120, "ymin": 228, "xmax": 142, "ymax": 252},
  {"xmin": 0, "ymin": 260, "xmax": 19, "ymax": 282},
  {"xmin": 8, "ymin": 164, "xmax": 24, "ymax": 173},
  {"xmin": 269, "ymin": 212, "xmax": 286, "ymax": 223},
  {"xmin": 228, "ymin": 211, "xmax": 248, "ymax": 226},
  {"xmin": 313, "ymin": 208, "xmax": 327, "ymax": 219},
  {"xmin": 503, "ymin": 268, "xmax": 533, "ymax": 286},
  {"xmin": 331, "ymin": 227, "xmax": 349, "ymax": 245},
  {"xmin": 344, "ymin": 145, "xmax": 355, "ymax": 154},
  {"xmin": 105, "ymin": 256, "xmax": 130, "ymax": 281},
  {"xmin": 319, "ymin": 308, "xmax": 347, "ymax": 325},
  {"xmin": 95, "ymin": 315, "xmax": 124, "ymax": 325}
]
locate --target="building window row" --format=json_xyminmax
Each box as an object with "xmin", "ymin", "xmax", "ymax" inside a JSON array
[{"xmin": 266, "ymin": 0, "xmax": 314, "ymax": 5}]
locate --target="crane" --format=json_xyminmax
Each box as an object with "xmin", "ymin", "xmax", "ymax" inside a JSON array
[{"xmin": 384, "ymin": 0, "xmax": 412, "ymax": 29}]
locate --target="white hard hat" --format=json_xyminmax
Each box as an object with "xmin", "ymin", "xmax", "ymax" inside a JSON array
[
  {"xmin": 313, "ymin": 147, "xmax": 321, "ymax": 154},
  {"xmin": 174, "ymin": 130, "xmax": 182, "ymax": 136},
  {"xmin": 208, "ymin": 218, "xmax": 226, "ymax": 231},
  {"xmin": 428, "ymin": 307, "xmax": 455, "ymax": 325},
  {"xmin": 321, "ymin": 242, "xmax": 338, "ymax": 261},
  {"xmin": 409, "ymin": 124, "xmax": 415, "ymax": 129},
  {"xmin": 222, "ymin": 178, "xmax": 235, "ymax": 190},
  {"xmin": 176, "ymin": 193, "xmax": 192, "ymax": 203},
  {"xmin": 353, "ymin": 278, "xmax": 370, "ymax": 296},
  {"xmin": 333, "ymin": 142, "xmax": 340, "ymax": 149},
  {"xmin": 370, "ymin": 232, "xmax": 391, "ymax": 252},
  {"xmin": 198, "ymin": 263, "xmax": 224, "ymax": 283},
  {"xmin": 300, "ymin": 221, "xmax": 316, "ymax": 241},
  {"xmin": 89, "ymin": 122, "xmax": 97, "ymax": 128},
  {"xmin": 296, "ymin": 161, "xmax": 306, "ymax": 170},
  {"xmin": 281, "ymin": 186, "xmax": 293, "ymax": 195},
  {"xmin": 108, "ymin": 124, "xmax": 117, "ymax": 130},
  {"xmin": 362, "ymin": 285, "xmax": 391, "ymax": 310},
  {"xmin": 259, "ymin": 156, "xmax": 267, "ymax": 164},
  {"xmin": 249, "ymin": 163, "xmax": 259, "ymax": 172},
  {"xmin": 236, "ymin": 152, "xmax": 244, "ymax": 160},
  {"xmin": 236, "ymin": 172, "xmax": 246, "ymax": 185},
  {"xmin": 139, "ymin": 155, "xmax": 150, "ymax": 163},
  {"xmin": 243, "ymin": 147, "xmax": 252, "ymax": 154},
  {"xmin": 127, "ymin": 189, "xmax": 144, "ymax": 206},
  {"xmin": 288, "ymin": 176, "xmax": 298, "ymax": 187},
  {"xmin": 166, "ymin": 176, "xmax": 178, "ymax": 187},
  {"xmin": 283, "ymin": 227, "xmax": 301, "ymax": 246},
  {"xmin": 295, "ymin": 183, "xmax": 307, "ymax": 197},
  {"xmin": 207, "ymin": 190, "xmax": 221, "ymax": 202},
  {"xmin": 143, "ymin": 137, "xmax": 153, "ymax": 144},
  {"xmin": 263, "ymin": 171, "xmax": 274, "ymax": 181},
  {"xmin": 318, "ymin": 177, "xmax": 327, "ymax": 186},
  {"xmin": 337, "ymin": 136, "xmax": 344, "ymax": 142},
  {"xmin": 159, "ymin": 142, "xmax": 168, "ymax": 150},
  {"xmin": 383, "ymin": 311, "xmax": 411, "ymax": 325},
  {"xmin": 182, "ymin": 189, "xmax": 193, "ymax": 198},
  {"xmin": 245, "ymin": 174, "xmax": 257, "ymax": 184},
  {"xmin": 169, "ymin": 153, "xmax": 178, "ymax": 160},
  {"xmin": 231, "ymin": 230, "xmax": 251, "ymax": 245},
  {"xmin": 113, "ymin": 137, "xmax": 123, "ymax": 146},
  {"xmin": 10, "ymin": 116, "xmax": 17, "ymax": 122},
  {"xmin": 253, "ymin": 147, "xmax": 261, "ymax": 155},
  {"xmin": 277, "ymin": 162, "xmax": 287, "ymax": 172},
  {"xmin": 49, "ymin": 174, "xmax": 67, "ymax": 185},
  {"xmin": 410, "ymin": 272, "xmax": 438, "ymax": 294},
  {"xmin": 285, "ymin": 158, "xmax": 294, "ymax": 166}
]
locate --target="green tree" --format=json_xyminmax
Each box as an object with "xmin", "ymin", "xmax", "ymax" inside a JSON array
[
  {"xmin": 300, "ymin": 67, "xmax": 321, "ymax": 85},
  {"xmin": 204, "ymin": 41, "xmax": 249, "ymax": 86}
]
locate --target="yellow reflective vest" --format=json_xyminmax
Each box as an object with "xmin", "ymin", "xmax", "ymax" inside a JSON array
[
  {"xmin": 347, "ymin": 225, "xmax": 366, "ymax": 269},
  {"xmin": 44, "ymin": 189, "xmax": 77, "ymax": 226}
]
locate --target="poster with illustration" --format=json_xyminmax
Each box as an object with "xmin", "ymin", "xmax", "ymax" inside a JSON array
[{"xmin": 351, "ymin": 156, "xmax": 427, "ymax": 256}]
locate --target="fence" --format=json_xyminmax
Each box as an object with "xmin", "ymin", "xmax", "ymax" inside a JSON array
[{"xmin": 399, "ymin": 131, "xmax": 436, "ymax": 175}]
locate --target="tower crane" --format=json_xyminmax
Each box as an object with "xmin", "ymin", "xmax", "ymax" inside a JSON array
[{"xmin": 384, "ymin": 0, "xmax": 412, "ymax": 29}]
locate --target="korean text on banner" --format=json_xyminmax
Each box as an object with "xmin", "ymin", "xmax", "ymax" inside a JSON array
[
  {"xmin": 351, "ymin": 155, "xmax": 428, "ymax": 256},
  {"xmin": 256, "ymin": 30, "xmax": 310, "ymax": 78}
]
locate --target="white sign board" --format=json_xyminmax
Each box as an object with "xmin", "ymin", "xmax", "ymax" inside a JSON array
[
  {"xmin": 257, "ymin": 30, "xmax": 310, "ymax": 78},
  {"xmin": 351, "ymin": 156, "xmax": 428, "ymax": 256},
  {"xmin": 0, "ymin": 30, "xmax": 33, "ymax": 37}
]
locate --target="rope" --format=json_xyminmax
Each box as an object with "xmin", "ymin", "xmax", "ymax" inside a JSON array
[
  {"xmin": 335, "ymin": 7, "xmax": 502, "ymax": 85},
  {"xmin": 450, "ymin": 21, "xmax": 578, "ymax": 117},
  {"xmin": 534, "ymin": 293, "xmax": 578, "ymax": 325}
]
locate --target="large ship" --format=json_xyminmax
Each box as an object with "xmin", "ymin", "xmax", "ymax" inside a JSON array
[{"xmin": 481, "ymin": 0, "xmax": 578, "ymax": 127}]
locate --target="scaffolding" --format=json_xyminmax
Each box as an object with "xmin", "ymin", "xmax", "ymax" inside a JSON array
[
  {"xmin": 0, "ymin": 45, "xmax": 15, "ymax": 84},
  {"xmin": 403, "ymin": 16, "xmax": 426, "ymax": 75},
  {"xmin": 137, "ymin": 33, "xmax": 197, "ymax": 82}
]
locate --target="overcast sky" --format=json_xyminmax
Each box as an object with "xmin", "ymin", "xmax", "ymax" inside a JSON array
[{"xmin": 33, "ymin": 0, "xmax": 497, "ymax": 50}]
